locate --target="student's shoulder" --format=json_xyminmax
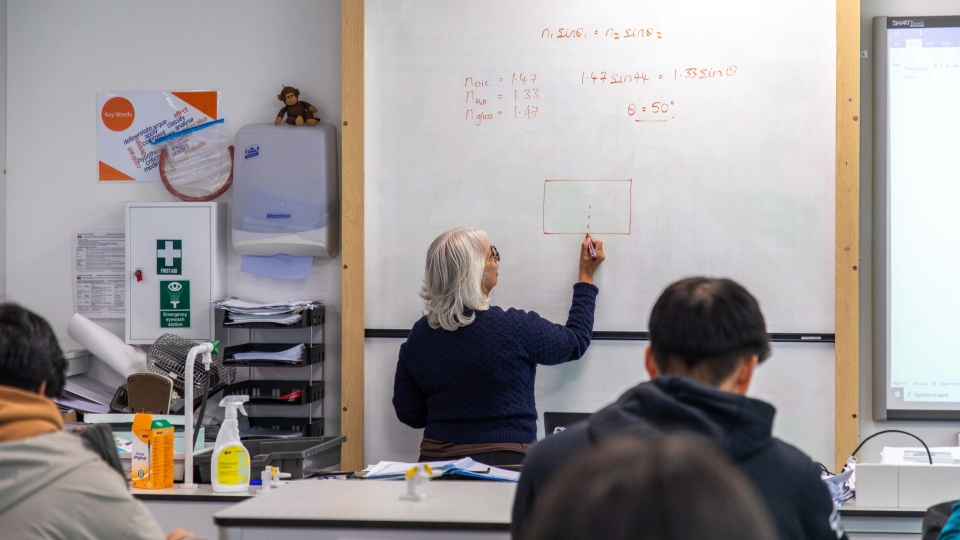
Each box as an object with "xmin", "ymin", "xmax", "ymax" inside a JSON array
[
  {"xmin": 524, "ymin": 422, "xmax": 593, "ymax": 482},
  {"xmin": 768, "ymin": 437, "xmax": 824, "ymax": 476}
]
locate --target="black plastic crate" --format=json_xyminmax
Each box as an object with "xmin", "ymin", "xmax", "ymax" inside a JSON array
[
  {"xmin": 222, "ymin": 380, "xmax": 324, "ymax": 405},
  {"xmin": 195, "ymin": 435, "xmax": 345, "ymax": 481},
  {"xmin": 223, "ymin": 343, "xmax": 324, "ymax": 367}
]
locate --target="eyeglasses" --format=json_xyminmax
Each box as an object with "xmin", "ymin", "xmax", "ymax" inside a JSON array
[{"xmin": 488, "ymin": 245, "xmax": 500, "ymax": 263}]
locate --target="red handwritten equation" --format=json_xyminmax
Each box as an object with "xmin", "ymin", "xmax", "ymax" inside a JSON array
[
  {"xmin": 540, "ymin": 27, "xmax": 664, "ymax": 40},
  {"xmin": 580, "ymin": 65, "xmax": 739, "ymax": 122},
  {"xmin": 463, "ymin": 73, "xmax": 541, "ymax": 127},
  {"xmin": 581, "ymin": 65, "xmax": 738, "ymax": 85},
  {"xmin": 460, "ymin": 30, "xmax": 740, "ymax": 126}
]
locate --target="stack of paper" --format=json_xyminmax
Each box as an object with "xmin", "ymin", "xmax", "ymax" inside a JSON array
[
  {"xmin": 359, "ymin": 458, "xmax": 519, "ymax": 482},
  {"xmin": 822, "ymin": 469, "xmax": 854, "ymax": 505},
  {"xmin": 880, "ymin": 446, "xmax": 960, "ymax": 465},
  {"xmin": 214, "ymin": 298, "xmax": 321, "ymax": 326},
  {"xmin": 233, "ymin": 344, "xmax": 305, "ymax": 364},
  {"xmin": 55, "ymin": 374, "xmax": 116, "ymax": 414}
]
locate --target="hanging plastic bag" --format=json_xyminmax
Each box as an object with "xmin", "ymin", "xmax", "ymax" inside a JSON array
[{"xmin": 150, "ymin": 118, "xmax": 233, "ymax": 201}]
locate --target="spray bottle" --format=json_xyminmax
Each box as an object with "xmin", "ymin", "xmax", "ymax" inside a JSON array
[{"xmin": 211, "ymin": 395, "xmax": 250, "ymax": 493}]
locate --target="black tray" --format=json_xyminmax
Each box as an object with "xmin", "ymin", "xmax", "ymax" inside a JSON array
[
  {"xmin": 195, "ymin": 435, "xmax": 345, "ymax": 481},
  {"xmin": 219, "ymin": 306, "xmax": 325, "ymax": 329},
  {"xmin": 247, "ymin": 416, "xmax": 324, "ymax": 438},
  {"xmin": 222, "ymin": 380, "xmax": 324, "ymax": 406},
  {"xmin": 223, "ymin": 343, "xmax": 324, "ymax": 367}
]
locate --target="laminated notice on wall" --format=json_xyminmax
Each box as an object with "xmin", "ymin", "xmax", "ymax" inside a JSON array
[
  {"xmin": 74, "ymin": 229, "xmax": 125, "ymax": 318},
  {"xmin": 96, "ymin": 91, "xmax": 220, "ymax": 182}
]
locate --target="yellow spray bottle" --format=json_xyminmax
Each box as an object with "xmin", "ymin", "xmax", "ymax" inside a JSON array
[{"xmin": 212, "ymin": 395, "xmax": 250, "ymax": 493}]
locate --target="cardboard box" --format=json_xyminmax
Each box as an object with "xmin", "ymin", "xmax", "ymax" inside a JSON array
[{"xmin": 130, "ymin": 413, "xmax": 174, "ymax": 489}]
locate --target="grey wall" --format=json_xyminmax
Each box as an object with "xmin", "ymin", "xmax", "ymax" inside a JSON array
[
  {"xmin": 0, "ymin": 0, "xmax": 6, "ymax": 300},
  {"xmin": 5, "ymin": 1, "xmax": 343, "ymax": 435},
  {"xmin": 858, "ymin": 0, "xmax": 960, "ymax": 462}
]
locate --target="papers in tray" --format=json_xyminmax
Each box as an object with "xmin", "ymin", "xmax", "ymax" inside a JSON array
[
  {"xmin": 233, "ymin": 344, "xmax": 305, "ymax": 364},
  {"xmin": 359, "ymin": 458, "xmax": 519, "ymax": 482},
  {"xmin": 54, "ymin": 374, "xmax": 116, "ymax": 413},
  {"xmin": 214, "ymin": 298, "xmax": 322, "ymax": 326}
]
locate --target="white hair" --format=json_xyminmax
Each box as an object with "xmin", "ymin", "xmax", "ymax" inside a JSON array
[{"xmin": 420, "ymin": 227, "xmax": 491, "ymax": 331}]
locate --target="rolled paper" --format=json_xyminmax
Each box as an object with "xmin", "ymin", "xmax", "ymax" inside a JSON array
[{"xmin": 67, "ymin": 313, "xmax": 147, "ymax": 377}]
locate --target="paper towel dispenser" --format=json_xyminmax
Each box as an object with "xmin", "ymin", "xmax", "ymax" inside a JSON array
[{"xmin": 232, "ymin": 123, "xmax": 339, "ymax": 257}]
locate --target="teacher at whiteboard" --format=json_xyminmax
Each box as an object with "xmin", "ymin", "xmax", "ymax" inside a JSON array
[{"xmin": 392, "ymin": 226, "xmax": 605, "ymax": 466}]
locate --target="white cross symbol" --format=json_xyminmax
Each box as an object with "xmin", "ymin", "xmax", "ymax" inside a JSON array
[{"xmin": 157, "ymin": 241, "xmax": 181, "ymax": 267}]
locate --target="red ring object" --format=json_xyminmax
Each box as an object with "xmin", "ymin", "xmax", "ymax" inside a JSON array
[{"xmin": 159, "ymin": 145, "xmax": 234, "ymax": 202}]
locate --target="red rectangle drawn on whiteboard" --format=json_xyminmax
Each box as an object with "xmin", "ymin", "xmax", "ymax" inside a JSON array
[{"xmin": 542, "ymin": 180, "xmax": 632, "ymax": 235}]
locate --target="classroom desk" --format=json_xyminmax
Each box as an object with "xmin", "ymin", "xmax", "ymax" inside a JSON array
[
  {"xmin": 214, "ymin": 479, "xmax": 516, "ymax": 540},
  {"xmin": 133, "ymin": 485, "xmax": 252, "ymax": 540},
  {"xmin": 136, "ymin": 483, "xmax": 926, "ymax": 540},
  {"xmin": 840, "ymin": 499, "xmax": 925, "ymax": 539}
]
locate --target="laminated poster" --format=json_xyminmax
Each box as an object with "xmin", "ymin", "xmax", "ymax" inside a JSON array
[
  {"xmin": 74, "ymin": 229, "xmax": 125, "ymax": 318},
  {"xmin": 96, "ymin": 91, "xmax": 220, "ymax": 182}
]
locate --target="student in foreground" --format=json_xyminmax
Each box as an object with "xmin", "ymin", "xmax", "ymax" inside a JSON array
[
  {"xmin": 522, "ymin": 435, "xmax": 779, "ymax": 540},
  {"xmin": 0, "ymin": 303, "xmax": 191, "ymax": 540},
  {"xmin": 512, "ymin": 277, "xmax": 846, "ymax": 540},
  {"xmin": 936, "ymin": 501, "xmax": 960, "ymax": 539}
]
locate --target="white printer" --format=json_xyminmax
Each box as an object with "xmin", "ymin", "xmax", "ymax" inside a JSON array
[{"xmin": 232, "ymin": 123, "xmax": 339, "ymax": 257}]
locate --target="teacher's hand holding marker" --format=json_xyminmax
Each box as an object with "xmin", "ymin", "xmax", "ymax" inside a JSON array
[
  {"xmin": 579, "ymin": 234, "xmax": 605, "ymax": 285},
  {"xmin": 392, "ymin": 226, "xmax": 608, "ymax": 467}
]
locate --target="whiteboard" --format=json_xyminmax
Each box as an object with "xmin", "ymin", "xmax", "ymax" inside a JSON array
[{"xmin": 364, "ymin": 0, "xmax": 836, "ymax": 464}]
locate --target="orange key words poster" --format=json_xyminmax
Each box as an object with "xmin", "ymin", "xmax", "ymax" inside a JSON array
[{"xmin": 96, "ymin": 91, "xmax": 220, "ymax": 182}]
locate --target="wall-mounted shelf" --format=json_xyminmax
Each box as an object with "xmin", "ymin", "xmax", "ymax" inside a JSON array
[
  {"xmin": 223, "ymin": 343, "xmax": 324, "ymax": 367},
  {"xmin": 217, "ymin": 303, "xmax": 327, "ymax": 437},
  {"xmin": 222, "ymin": 306, "xmax": 325, "ymax": 329},
  {"xmin": 247, "ymin": 416, "xmax": 325, "ymax": 438},
  {"xmin": 223, "ymin": 380, "xmax": 324, "ymax": 406}
]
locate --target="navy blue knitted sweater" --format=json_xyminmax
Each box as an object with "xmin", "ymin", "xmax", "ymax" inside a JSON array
[{"xmin": 392, "ymin": 282, "xmax": 599, "ymax": 444}]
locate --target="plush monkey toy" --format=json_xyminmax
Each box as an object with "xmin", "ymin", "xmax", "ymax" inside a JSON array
[{"xmin": 275, "ymin": 85, "xmax": 319, "ymax": 126}]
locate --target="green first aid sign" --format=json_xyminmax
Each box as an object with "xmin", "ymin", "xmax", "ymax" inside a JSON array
[
  {"xmin": 157, "ymin": 240, "xmax": 182, "ymax": 275},
  {"xmin": 160, "ymin": 280, "xmax": 190, "ymax": 328}
]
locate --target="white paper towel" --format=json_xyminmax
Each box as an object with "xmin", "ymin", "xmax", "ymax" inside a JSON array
[
  {"xmin": 67, "ymin": 313, "xmax": 147, "ymax": 377},
  {"xmin": 240, "ymin": 254, "xmax": 313, "ymax": 279}
]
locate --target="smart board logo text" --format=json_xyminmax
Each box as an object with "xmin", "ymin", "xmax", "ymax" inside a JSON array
[{"xmin": 892, "ymin": 19, "xmax": 924, "ymax": 27}]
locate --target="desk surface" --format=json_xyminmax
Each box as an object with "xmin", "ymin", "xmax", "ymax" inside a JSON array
[
  {"xmin": 214, "ymin": 479, "xmax": 516, "ymax": 531},
  {"xmin": 840, "ymin": 499, "xmax": 927, "ymax": 518},
  {"xmin": 132, "ymin": 483, "xmax": 254, "ymax": 502}
]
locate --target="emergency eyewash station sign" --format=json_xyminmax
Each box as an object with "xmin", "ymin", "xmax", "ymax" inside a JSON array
[
  {"xmin": 157, "ymin": 240, "xmax": 190, "ymax": 329},
  {"xmin": 96, "ymin": 91, "xmax": 220, "ymax": 182}
]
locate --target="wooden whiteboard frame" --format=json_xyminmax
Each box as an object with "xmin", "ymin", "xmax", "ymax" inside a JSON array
[
  {"xmin": 341, "ymin": 0, "xmax": 863, "ymax": 470},
  {"xmin": 835, "ymin": 0, "xmax": 860, "ymax": 472},
  {"xmin": 342, "ymin": 0, "xmax": 365, "ymax": 471}
]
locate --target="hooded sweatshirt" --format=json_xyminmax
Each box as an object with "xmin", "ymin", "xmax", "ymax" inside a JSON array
[
  {"xmin": 511, "ymin": 376, "xmax": 845, "ymax": 540},
  {"xmin": 0, "ymin": 385, "xmax": 166, "ymax": 540}
]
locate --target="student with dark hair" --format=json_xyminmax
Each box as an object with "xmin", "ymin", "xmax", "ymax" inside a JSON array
[
  {"xmin": 0, "ymin": 303, "xmax": 191, "ymax": 540},
  {"xmin": 522, "ymin": 435, "xmax": 779, "ymax": 540},
  {"xmin": 512, "ymin": 277, "xmax": 846, "ymax": 540}
]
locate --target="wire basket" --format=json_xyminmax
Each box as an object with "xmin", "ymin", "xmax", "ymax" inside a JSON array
[{"xmin": 146, "ymin": 334, "xmax": 236, "ymax": 395}]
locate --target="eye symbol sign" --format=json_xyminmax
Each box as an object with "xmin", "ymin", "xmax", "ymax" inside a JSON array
[{"xmin": 167, "ymin": 282, "xmax": 183, "ymax": 292}]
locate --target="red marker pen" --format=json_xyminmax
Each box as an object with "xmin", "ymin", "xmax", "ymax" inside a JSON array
[{"xmin": 587, "ymin": 237, "xmax": 597, "ymax": 261}]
